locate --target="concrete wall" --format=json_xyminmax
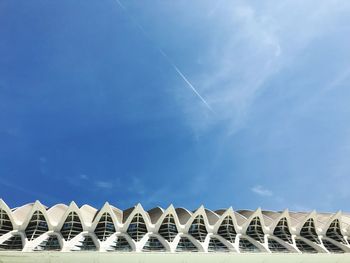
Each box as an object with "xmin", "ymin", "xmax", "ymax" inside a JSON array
[{"xmin": 0, "ymin": 252, "xmax": 350, "ymax": 263}]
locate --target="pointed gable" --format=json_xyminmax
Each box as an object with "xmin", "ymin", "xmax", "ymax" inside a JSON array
[
  {"xmin": 25, "ymin": 210, "xmax": 49, "ymax": 241},
  {"xmin": 158, "ymin": 214, "xmax": 178, "ymax": 242},
  {"xmin": 60, "ymin": 211, "xmax": 83, "ymax": 241},
  {"xmin": 94, "ymin": 212, "xmax": 116, "ymax": 241},
  {"xmin": 0, "ymin": 208, "xmax": 13, "ymax": 236},
  {"xmin": 127, "ymin": 213, "xmax": 148, "ymax": 242},
  {"xmin": 246, "ymin": 216, "xmax": 265, "ymax": 243}
]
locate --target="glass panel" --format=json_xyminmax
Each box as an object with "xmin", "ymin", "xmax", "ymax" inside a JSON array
[
  {"xmin": 295, "ymin": 238, "xmax": 318, "ymax": 253},
  {"xmin": 94, "ymin": 212, "xmax": 115, "ymax": 241},
  {"xmin": 158, "ymin": 214, "xmax": 178, "ymax": 242},
  {"xmin": 0, "ymin": 234, "xmax": 23, "ymax": 251},
  {"xmin": 188, "ymin": 215, "xmax": 207, "ymax": 242},
  {"xmin": 267, "ymin": 238, "xmax": 289, "ymax": 253},
  {"xmin": 107, "ymin": 236, "xmax": 132, "ymax": 252},
  {"xmin": 74, "ymin": 236, "xmax": 97, "ymax": 251},
  {"xmin": 142, "ymin": 237, "xmax": 165, "ymax": 252},
  {"xmin": 127, "ymin": 213, "xmax": 148, "ymax": 242},
  {"xmin": 176, "ymin": 237, "xmax": 198, "ymax": 252},
  {"xmin": 300, "ymin": 219, "xmax": 320, "ymax": 244},
  {"xmin": 60, "ymin": 212, "xmax": 83, "ymax": 241},
  {"xmin": 34, "ymin": 235, "xmax": 61, "ymax": 251},
  {"xmin": 246, "ymin": 217, "xmax": 265, "ymax": 243},
  {"xmin": 239, "ymin": 237, "xmax": 260, "ymax": 253},
  {"xmin": 326, "ymin": 220, "xmax": 346, "ymax": 244},
  {"xmin": 208, "ymin": 237, "xmax": 229, "ymax": 252},
  {"xmin": 273, "ymin": 217, "xmax": 292, "ymax": 243},
  {"xmin": 322, "ymin": 239, "xmax": 344, "ymax": 253},
  {"xmin": 217, "ymin": 216, "xmax": 236, "ymax": 243},
  {"xmin": 0, "ymin": 209, "xmax": 13, "ymax": 237},
  {"xmin": 25, "ymin": 211, "xmax": 49, "ymax": 241}
]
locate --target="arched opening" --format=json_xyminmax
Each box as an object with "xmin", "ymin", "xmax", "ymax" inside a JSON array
[
  {"xmin": 322, "ymin": 239, "xmax": 344, "ymax": 253},
  {"xmin": 188, "ymin": 215, "xmax": 207, "ymax": 242},
  {"xmin": 300, "ymin": 218, "xmax": 320, "ymax": 244},
  {"xmin": 158, "ymin": 214, "xmax": 178, "ymax": 242},
  {"xmin": 326, "ymin": 219, "xmax": 346, "ymax": 244},
  {"xmin": 267, "ymin": 238, "xmax": 289, "ymax": 253},
  {"xmin": 34, "ymin": 235, "xmax": 61, "ymax": 251},
  {"xmin": 217, "ymin": 216, "xmax": 236, "ymax": 243},
  {"xmin": 142, "ymin": 236, "xmax": 166, "ymax": 252},
  {"xmin": 0, "ymin": 234, "xmax": 23, "ymax": 251},
  {"xmin": 127, "ymin": 213, "xmax": 148, "ymax": 242},
  {"xmin": 246, "ymin": 217, "xmax": 265, "ymax": 243},
  {"xmin": 25, "ymin": 211, "xmax": 49, "ymax": 241},
  {"xmin": 60, "ymin": 211, "xmax": 83, "ymax": 241},
  {"xmin": 273, "ymin": 217, "xmax": 292, "ymax": 243},
  {"xmin": 94, "ymin": 212, "xmax": 116, "ymax": 241},
  {"xmin": 0, "ymin": 209, "xmax": 13, "ymax": 237},
  {"xmin": 238, "ymin": 237, "xmax": 260, "ymax": 253},
  {"xmin": 107, "ymin": 236, "xmax": 132, "ymax": 252},
  {"xmin": 176, "ymin": 237, "xmax": 198, "ymax": 252},
  {"xmin": 295, "ymin": 238, "xmax": 317, "ymax": 253},
  {"xmin": 74, "ymin": 235, "xmax": 97, "ymax": 251},
  {"xmin": 208, "ymin": 237, "xmax": 229, "ymax": 252}
]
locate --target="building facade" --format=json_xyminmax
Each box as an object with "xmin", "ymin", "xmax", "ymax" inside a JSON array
[{"xmin": 0, "ymin": 199, "xmax": 350, "ymax": 254}]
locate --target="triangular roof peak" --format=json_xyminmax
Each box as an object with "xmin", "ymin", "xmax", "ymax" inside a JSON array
[
  {"xmin": 135, "ymin": 203, "xmax": 143, "ymax": 209},
  {"xmin": 68, "ymin": 201, "xmax": 79, "ymax": 209}
]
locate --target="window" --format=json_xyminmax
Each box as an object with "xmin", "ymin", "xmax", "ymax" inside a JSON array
[
  {"xmin": 75, "ymin": 236, "xmax": 97, "ymax": 251},
  {"xmin": 246, "ymin": 217, "xmax": 265, "ymax": 243},
  {"xmin": 267, "ymin": 238, "xmax": 289, "ymax": 253},
  {"xmin": 295, "ymin": 238, "xmax": 317, "ymax": 253},
  {"xmin": 0, "ymin": 209, "xmax": 13, "ymax": 236},
  {"xmin": 300, "ymin": 219, "xmax": 320, "ymax": 244},
  {"xmin": 142, "ymin": 237, "xmax": 165, "ymax": 252},
  {"xmin": 94, "ymin": 212, "xmax": 115, "ymax": 241},
  {"xmin": 273, "ymin": 217, "xmax": 292, "ymax": 243},
  {"xmin": 0, "ymin": 234, "xmax": 23, "ymax": 251},
  {"xmin": 25, "ymin": 211, "xmax": 49, "ymax": 241},
  {"xmin": 176, "ymin": 237, "xmax": 198, "ymax": 252},
  {"xmin": 34, "ymin": 235, "xmax": 61, "ymax": 251},
  {"xmin": 188, "ymin": 215, "xmax": 207, "ymax": 242},
  {"xmin": 60, "ymin": 212, "xmax": 83, "ymax": 241},
  {"xmin": 158, "ymin": 214, "xmax": 178, "ymax": 242},
  {"xmin": 107, "ymin": 236, "xmax": 132, "ymax": 252},
  {"xmin": 127, "ymin": 213, "xmax": 148, "ymax": 242},
  {"xmin": 326, "ymin": 219, "xmax": 346, "ymax": 244},
  {"xmin": 322, "ymin": 239, "xmax": 344, "ymax": 253},
  {"xmin": 217, "ymin": 216, "xmax": 236, "ymax": 243},
  {"xmin": 238, "ymin": 237, "xmax": 260, "ymax": 253},
  {"xmin": 208, "ymin": 237, "xmax": 229, "ymax": 252}
]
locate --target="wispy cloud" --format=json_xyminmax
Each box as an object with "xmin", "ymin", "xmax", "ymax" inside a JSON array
[
  {"xmin": 172, "ymin": 1, "xmax": 350, "ymax": 135},
  {"xmin": 251, "ymin": 185, "xmax": 273, "ymax": 197},
  {"xmin": 127, "ymin": 177, "xmax": 146, "ymax": 196},
  {"xmin": 79, "ymin": 174, "xmax": 89, "ymax": 180},
  {"xmin": 95, "ymin": 181, "xmax": 114, "ymax": 189}
]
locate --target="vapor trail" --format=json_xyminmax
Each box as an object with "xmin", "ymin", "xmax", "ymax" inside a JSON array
[{"xmin": 114, "ymin": 0, "xmax": 213, "ymax": 112}]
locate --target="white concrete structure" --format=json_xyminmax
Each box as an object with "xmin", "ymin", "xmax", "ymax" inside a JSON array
[{"xmin": 0, "ymin": 199, "xmax": 350, "ymax": 255}]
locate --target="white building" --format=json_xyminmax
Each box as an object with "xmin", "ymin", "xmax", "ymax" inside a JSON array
[{"xmin": 0, "ymin": 199, "xmax": 350, "ymax": 262}]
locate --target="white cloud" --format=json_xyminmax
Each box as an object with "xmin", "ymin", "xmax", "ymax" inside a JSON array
[
  {"xmin": 251, "ymin": 185, "xmax": 273, "ymax": 197},
  {"xmin": 95, "ymin": 181, "xmax": 113, "ymax": 189}
]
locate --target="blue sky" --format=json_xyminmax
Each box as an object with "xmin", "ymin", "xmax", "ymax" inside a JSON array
[{"xmin": 1, "ymin": 0, "xmax": 350, "ymax": 212}]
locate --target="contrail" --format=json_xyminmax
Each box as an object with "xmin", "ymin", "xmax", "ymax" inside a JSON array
[{"xmin": 113, "ymin": 0, "xmax": 213, "ymax": 112}]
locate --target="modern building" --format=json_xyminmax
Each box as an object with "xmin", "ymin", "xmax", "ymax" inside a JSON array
[{"xmin": 0, "ymin": 199, "xmax": 350, "ymax": 262}]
